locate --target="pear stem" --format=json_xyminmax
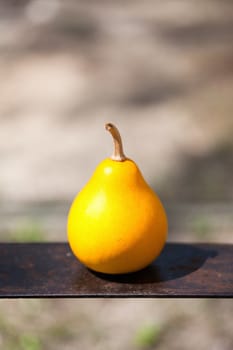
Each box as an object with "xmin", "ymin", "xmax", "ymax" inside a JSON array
[{"xmin": 105, "ymin": 123, "xmax": 127, "ymax": 161}]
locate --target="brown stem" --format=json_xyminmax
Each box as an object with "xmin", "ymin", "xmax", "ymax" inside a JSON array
[{"xmin": 105, "ymin": 123, "xmax": 127, "ymax": 161}]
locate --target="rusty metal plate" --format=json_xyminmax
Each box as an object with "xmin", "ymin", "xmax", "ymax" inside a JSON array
[{"xmin": 0, "ymin": 242, "xmax": 232, "ymax": 297}]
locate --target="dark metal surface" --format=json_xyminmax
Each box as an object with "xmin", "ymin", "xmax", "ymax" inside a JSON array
[{"xmin": 0, "ymin": 242, "xmax": 232, "ymax": 298}]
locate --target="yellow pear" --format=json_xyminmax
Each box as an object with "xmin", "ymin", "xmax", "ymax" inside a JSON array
[{"xmin": 67, "ymin": 123, "xmax": 168, "ymax": 274}]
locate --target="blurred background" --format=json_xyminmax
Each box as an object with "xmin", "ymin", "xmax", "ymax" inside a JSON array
[{"xmin": 0, "ymin": 0, "xmax": 233, "ymax": 349}]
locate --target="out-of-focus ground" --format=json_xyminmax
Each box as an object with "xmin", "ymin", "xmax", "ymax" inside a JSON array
[{"xmin": 0, "ymin": 1, "xmax": 233, "ymax": 350}]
